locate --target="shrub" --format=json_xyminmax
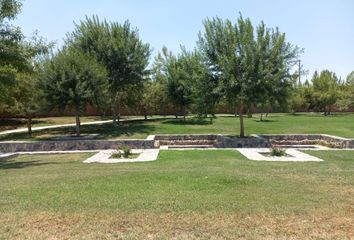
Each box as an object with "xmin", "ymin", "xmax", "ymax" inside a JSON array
[
  {"xmin": 110, "ymin": 151, "xmax": 122, "ymax": 159},
  {"xmin": 270, "ymin": 145, "xmax": 286, "ymax": 157},
  {"xmin": 122, "ymin": 146, "xmax": 131, "ymax": 158}
]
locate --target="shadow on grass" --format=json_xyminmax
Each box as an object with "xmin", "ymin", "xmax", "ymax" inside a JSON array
[
  {"xmin": 0, "ymin": 159, "xmax": 59, "ymax": 169},
  {"xmin": 0, "ymin": 118, "xmax": 47, "ymax": 131},
  {"xmin": 0, "ymin": 121, "xmax": 157, "ymax": 141},
  {"xmin": 254, "ymin": 119, "xmax": 276, "ymax": 123},
  {"xmin": 162, "ymin": 118, "xmax": 213, "ymax": 125},
  {"xmin": 289, "ymin": 112, "xmax": 351, "ymax": 117}
]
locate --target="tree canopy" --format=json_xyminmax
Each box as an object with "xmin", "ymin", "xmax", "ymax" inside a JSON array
[
  {"xmin": 198, "ymin": 15, "xmax": 300, "ymax": 136},
  {"xmin": 67, "ymin": 16, "xmax": 151, "ymax": 123},
  {"xmin": 40, "ymin": 48, "xmax": 108, "ymax": 136}
]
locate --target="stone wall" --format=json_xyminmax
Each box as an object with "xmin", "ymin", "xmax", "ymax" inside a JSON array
[
  {"xmin": 259, "ymin": 134, "xmax": 354, "ymax": 149},
  {"xmin": 215, "ymin": 135, "xmax": 270, "ymax": 148},
  {"xmin": 0, "ymin": 139, "xmax": 155, "ymax": 153},
  {"xmin": 1, "ymin": 134, "xmax": 353, "ymax": 153}
]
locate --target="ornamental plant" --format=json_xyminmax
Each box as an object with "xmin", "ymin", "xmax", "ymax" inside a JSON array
[{"xmin": 270, "ymin": 145, "xmax": 286, "ymax": 157}]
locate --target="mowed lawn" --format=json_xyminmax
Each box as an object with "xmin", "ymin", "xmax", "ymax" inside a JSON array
[
  {"xmin": 0, "ymin": 150, "xmax": 353, "ymax": 239},
  {"xmin": 1, "ymin": 113, "xmax": 354, "ymax": 141}
]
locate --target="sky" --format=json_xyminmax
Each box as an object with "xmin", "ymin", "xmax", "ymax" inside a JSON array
[{"xmin": 13, "ymin": 0, "xmax": 354, "ymax": 80}]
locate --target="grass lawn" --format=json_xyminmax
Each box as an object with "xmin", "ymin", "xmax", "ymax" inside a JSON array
[
  {"xmin": 0, "ymin": 150, "xmax": 353, "ymax": 239},
  {"xmin": 1, "ymin": 112, "xmax": 354, "ymax": 141}
]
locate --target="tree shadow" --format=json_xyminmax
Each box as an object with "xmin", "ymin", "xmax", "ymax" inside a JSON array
[
  {"xmin": 0, "ymin": 118, "xmax": 47, "ymax": 131},
  {"xmin": 0, "ymin": 120, "xmax": 159, "ymax": 141},
  {"xmin": 162, "ymin": 118, "xmax": 213, "ymax": 125},
  {"xmin": 289, "ymin": 112, "xmax": 351, "ymax": 117},
  {"xmin": 0, "ymin": 159, "xmax": 60, "ymax": 170},
  {"xmin": 254, "ymin": 119, "xmax": 276, "ymax": 123}
]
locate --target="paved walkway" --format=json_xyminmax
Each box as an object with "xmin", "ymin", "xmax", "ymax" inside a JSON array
[{"xmin": 0, "ymin": 116, "xmax": 170, "ymax": 136}]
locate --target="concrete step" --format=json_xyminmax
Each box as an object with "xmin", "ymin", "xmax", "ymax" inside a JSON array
[
  {"xmin": 159, "ymin": 140, "xmax": 215, "ymax": 146},
  {"xmin": 166, "ymin": 145, "xmax": 214, "ymax": 149}
]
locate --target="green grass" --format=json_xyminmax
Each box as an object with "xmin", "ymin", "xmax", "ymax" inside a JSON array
[
  {"xmin": 2, "ymin": 112, "xmax": 354, "ymax": 141},
  {"xmin": 0, "ymin": 150, "xmax": 353, "ymax": 239}
]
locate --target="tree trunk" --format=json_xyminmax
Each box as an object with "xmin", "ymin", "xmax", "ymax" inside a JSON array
[
  {"xmin": 183, "ymin": 106, "xmax": 186, "ymax": 121},
  {"xmin": 75, "ymin": 113, "xmax": 81, "ymax": 137},
  {"xmin": 112, "ymin": 103, "xmax": 118, "ymax": 124},
  {"xmin": 239, "ymin": 104, "xmax": 245, "ymax": 138},
  {"xmin": 27, "ymin": 115, "xmax": 32, "ymax": 137},
  {"xmin": 112, "ymin": 94, "xmax": 121, "ymax": 125},
  {"xmin": 247, "ymin": 103, "xmax": 252, "ymax": 118},
  {"xmin": 144, "ymin": 107, "xmax": 148, "ymax": 120}
]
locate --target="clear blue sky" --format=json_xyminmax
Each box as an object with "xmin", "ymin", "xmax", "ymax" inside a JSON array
[{"xmin": 13, "ymin": 0, "xmax": 354, "ymax": 80}]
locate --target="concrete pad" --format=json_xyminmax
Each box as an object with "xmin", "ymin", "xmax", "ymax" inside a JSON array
[
  {"xmin": 0, "ymin": 152, "xmax": 18, "ymax": 160},
  {"xmin": 237, "ymin": 148, "xmax": 323, "ymax": 162},
  {"xmin": 83, "ymin": 149, "xmax": 160, "ymax": 163}
]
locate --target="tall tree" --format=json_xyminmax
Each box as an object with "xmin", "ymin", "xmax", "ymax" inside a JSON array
[
  {"xmin": 68, "ymin": 16, "xmax": 151, "ymax": 124},
  {"xmin": 154, "ymin": 47, "xmax": 195, "ymax": 120},
  {"xmin": 10, "ymin": 34, "xmax": 53, "ymax": 136},
  {"xmin": 198, "ymin": 16, "xmax": 300, "ymax": 136},
  {"xmin": 0, "ymin": 0, "xmax": 26, "ymax": 112},
  {"xmin": 336, "ymin": 71, "xmax": 354, "ymax": 111},
  {"xmin": 311, "ymin": 70, "xmax": 339, "ymax": 115},
  {"xmin": 190, "ymin": 50, "xmax": 220, "ymax": 117},
  {"xmin": 40, "ymin": 48, "xmax": 108, "ymax": 136}
]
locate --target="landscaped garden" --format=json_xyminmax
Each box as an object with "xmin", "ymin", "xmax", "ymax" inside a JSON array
[
  {"xmin": 1, "ymin": 150, "xmax": 353, "ymax": 239},
  {"xmin": 1, "ymin": 0, "xmax": 354, "ymax": 239}
]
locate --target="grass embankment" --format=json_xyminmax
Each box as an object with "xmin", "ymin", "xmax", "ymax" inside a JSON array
[
  {"xmin": 1, "ymin": 113, "xmax": 354, "ymax": 141},
  {"xmin": 0, "ymin": 150, "xmax": 353, "ymax": 239}
]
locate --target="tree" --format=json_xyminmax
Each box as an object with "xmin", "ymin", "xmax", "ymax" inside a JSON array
[
  {"xmin": 68, "ymin": 16, "xmax": 151, "ymax": 124},
  {"xmin": 154, "ymin": 47, "xmax": 195, "ymax": 120},
  {"xmin": 198, "ymin": 15, "xmax": 300, "ymax": 137},
  {"xmin": 0, "ymin": 0, "xmax": 26, "ymax": 112},
  {"xmin": 9, "ymin": 34, "xmax": 53, "ymax": 136},
  {"xmin": 311, "ymin": 70, "xmax": 339, "ymax": 115},
  {"xmin": 40, "ymin": 48, "xmax": 108, "ymax": 136},
  {"xmin": 190, "ymin": 50, "xmax": 220, "ymax": 117},
  {"xmin": 336, "ymin": 71, "xmax": 354, "ymax": 111}
]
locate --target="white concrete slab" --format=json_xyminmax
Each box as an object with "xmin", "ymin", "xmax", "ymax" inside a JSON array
[
  {"xmin": 83, "ymin": 149, "xmax": 160, "ymax": 163},
  {"xmin": 237, "ymin": 148, "xmax": 323, "ymax": 162}
]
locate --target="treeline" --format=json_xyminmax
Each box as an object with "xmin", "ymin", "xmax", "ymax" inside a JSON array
[
  {"xmin": 1, "ymin": 0, "xmax": 353, "ymax": 137},
  {"xmin": 290, "ymin": 70, "xmax": 354, "ymax": 115}
]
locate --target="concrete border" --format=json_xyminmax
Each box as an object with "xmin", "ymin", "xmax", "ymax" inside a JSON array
[{"xmin": 238, "ymin": 148, "xmax": 324, "ymax": 162}]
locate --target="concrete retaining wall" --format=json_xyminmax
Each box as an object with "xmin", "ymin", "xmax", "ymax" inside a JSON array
[
  {"xmin": 0, "ymin": 139, "xmax": 156, "ymax": 153},
  {"xmin": 1, "ymin": 134, "xmax": 353, "ymax": 153}
]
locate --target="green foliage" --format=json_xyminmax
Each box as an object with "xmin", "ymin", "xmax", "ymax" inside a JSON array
[
  {"xmin": 122, "ymin": 146, "xmax": 132, "ymax": 158},
  {"xmin": 198, "ymin": 15, "xmax": 300, "ymax": 136},
  {"xmin": 0, "ymin": 0, "xmax": 24, "ymax": 110},
  {"xmin": 310, "ymin": 70, "xmax": 339, "ymax": 115},
  {"xmin": 270, "ymin": 145, "xmax": 286, "ymax": 156},
  {"xmin": 336, "ymin": 71, "xmax": 354, "ymax": 110},
  {"xmin": 154, "ymin": 47, "xmax": 195, "ymax": 119},
  {"xmin": 68, "ymin": 15, "xmax": 151, "ymax": 123},
  {"xmin": 40, "ymin": 47, "xmax": 108, "ymax": 135}
]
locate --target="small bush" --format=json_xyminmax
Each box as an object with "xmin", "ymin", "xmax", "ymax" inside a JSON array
[
  {"xmin": 110, "ymin": 151, "xmax": 122, "ymax": 159},
  {"xmin": 270, "ymin": 145, "xmax": 286, "ymax": 157},
  {"xmin": 122, "ymin": 146, "xmax": 131, "ymax": 158}
]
